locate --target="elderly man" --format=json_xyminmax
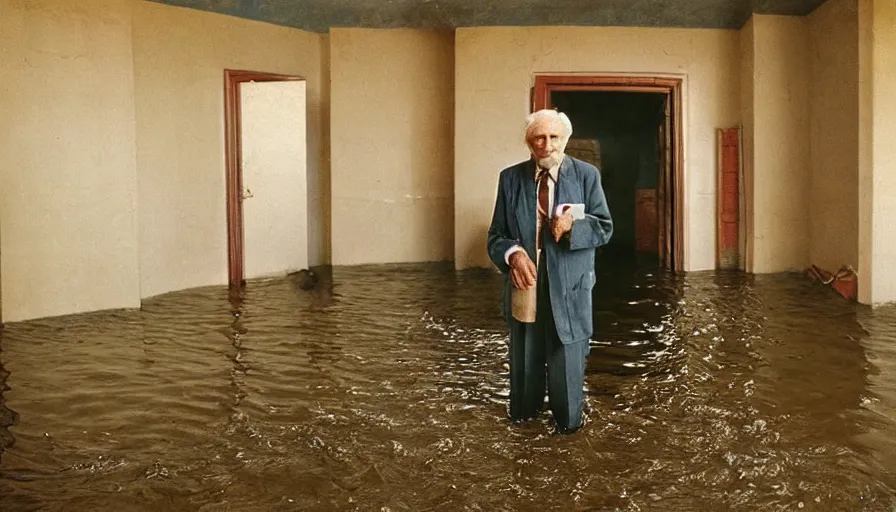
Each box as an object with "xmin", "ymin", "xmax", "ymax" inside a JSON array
[{"xmin": 487, "ymin": 109, "xmax": 613, "ymax": 434}]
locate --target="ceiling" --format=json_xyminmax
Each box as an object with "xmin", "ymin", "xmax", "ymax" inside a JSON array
[{"xmin": 148, "ymin": 0, "xmax": 829, "ymax": 33}]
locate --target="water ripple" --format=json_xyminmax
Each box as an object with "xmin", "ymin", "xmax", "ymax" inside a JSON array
[{"xmin": 0, "ymin": 264, "xmax": 895, "ymax": 510}]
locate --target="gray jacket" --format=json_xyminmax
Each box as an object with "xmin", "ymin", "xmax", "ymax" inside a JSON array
[{"xmin": 487, "ymin": 156, "xmax": 613, "ymax": 344}]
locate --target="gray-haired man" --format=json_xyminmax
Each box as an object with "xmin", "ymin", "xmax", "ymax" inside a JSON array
[{"xmin": 487, "ymin": 109, "xmax": 613, "ymax": 434}]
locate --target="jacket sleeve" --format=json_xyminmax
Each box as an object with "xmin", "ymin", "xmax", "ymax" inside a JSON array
[
  {"xmin": 487, "ymin": 171, "xmax": 518, "ymax": 273},
  {"xmin": 568, "ymin": 166, "xmax": 613, "ymax": 251}
]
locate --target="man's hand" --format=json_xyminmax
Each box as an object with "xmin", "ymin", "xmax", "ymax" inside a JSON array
[
  {"xmin": 508, "ymin": 251, "xmax": 536, "ymax": 290},
  {"xmin": 552, "ymin": 211, "xmax": 574, "ymax": 242}
]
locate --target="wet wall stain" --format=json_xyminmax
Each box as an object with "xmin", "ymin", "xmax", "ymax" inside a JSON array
[{"xmin": 145, "ymin": 0, "xmax": 828, "ymax": 33}]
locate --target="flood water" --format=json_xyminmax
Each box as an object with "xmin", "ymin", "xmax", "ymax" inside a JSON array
[{"xmin": 2, "ymin": 262, "xmax": 896, "ymax": 511}]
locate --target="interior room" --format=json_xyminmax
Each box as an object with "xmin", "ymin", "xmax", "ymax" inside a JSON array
[{"xmin": 2, "ymin": 0, "xmax": 896, "ymax": 509}]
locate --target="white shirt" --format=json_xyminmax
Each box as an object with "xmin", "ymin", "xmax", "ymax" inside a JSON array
[{"xmin": 504, "ymin": 156, "xmax": 562, "ymax": 265}]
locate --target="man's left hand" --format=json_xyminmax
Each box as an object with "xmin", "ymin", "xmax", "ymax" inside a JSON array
[{"xmin": 552, "ymin": 211, "xmax": 573, "ymax": 243}]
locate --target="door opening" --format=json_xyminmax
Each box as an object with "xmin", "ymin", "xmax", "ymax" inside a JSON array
[
  {"xmin": 224, "ymin": 70, "xmax": 307, "ymax": 287},
  {"xmin": 551, "ymin": 91, "xmax": 667, "ymax": 267},
  {"xmin": 532, "ymin": 75, "xmax": 685, "ymax": 272}
]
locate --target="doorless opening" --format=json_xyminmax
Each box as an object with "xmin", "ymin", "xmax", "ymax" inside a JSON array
[
  {"xmin": 551, "ymin": 91, "xmax": 667, "ymax": 267},
  {"xmin": 532, "ymin": 75, "xmax": 685, "ymax": 272}
]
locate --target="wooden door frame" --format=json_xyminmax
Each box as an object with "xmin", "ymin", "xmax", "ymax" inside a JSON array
[
  {"xmin": 532, "ymin": 74, "xmax": 686, "ymax": 272},
  {"xmin": 224, "ymin": 69, "xmax": 304, "ymax": 287}
]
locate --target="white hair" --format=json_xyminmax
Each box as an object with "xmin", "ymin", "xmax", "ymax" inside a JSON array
[{"xmin": 524, "ymin": 109, "xmax": 573, "ymax": 146}]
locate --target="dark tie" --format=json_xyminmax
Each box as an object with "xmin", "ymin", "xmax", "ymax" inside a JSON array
[{"xmin": 536, "ymin": 168, "xmax": 550, "ymax": 251}]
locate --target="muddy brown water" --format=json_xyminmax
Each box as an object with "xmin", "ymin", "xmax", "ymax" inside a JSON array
[{"xmin": 1, "ymin": 263, "xmax": 896, "ymax": 511}]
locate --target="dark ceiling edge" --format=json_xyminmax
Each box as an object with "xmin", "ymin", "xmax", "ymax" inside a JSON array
[
  {"xmin": 143, "ymin": 1, "xmax": 294, "ymax": 31},
  {"xmin": 323, "ymin": 20, "xmax": 750, "ymax": 33},
  {"xmin": 143, "ymin": 0, "xmax": 828, "ymax": 35}
]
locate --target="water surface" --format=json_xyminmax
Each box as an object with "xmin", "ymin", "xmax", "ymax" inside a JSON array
[{"xmin": 1, "ymin": 263, "xmax": 895, "ymax": 511}]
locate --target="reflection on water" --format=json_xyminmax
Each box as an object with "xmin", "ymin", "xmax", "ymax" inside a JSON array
[{"xmin": 1, "ymin": 263, "xmax": 896, "ymax": 510}]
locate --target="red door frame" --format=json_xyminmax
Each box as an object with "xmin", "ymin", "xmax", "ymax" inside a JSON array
[{"xmin": 223, "ymin": 69, "xmax": 304, "ymax": 287}]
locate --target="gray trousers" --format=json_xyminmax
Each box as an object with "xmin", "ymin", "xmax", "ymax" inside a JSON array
[{"xmin": 508, "ymin": 256, "xmax": 590, "ymax": 432}]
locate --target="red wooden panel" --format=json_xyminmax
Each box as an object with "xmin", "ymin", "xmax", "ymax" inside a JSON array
[{"xmin": 717, "ymin": 128, "xmax": 740, "ymax": 269}]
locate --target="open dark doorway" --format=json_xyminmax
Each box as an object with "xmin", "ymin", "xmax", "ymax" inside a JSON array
[
  {"xmin": 532, "ymin": 75, "xmax": 684, "ymax": 272},
  {"xmin": 552, "ymin": 91, "xmax": 668, "ymax": 267}
]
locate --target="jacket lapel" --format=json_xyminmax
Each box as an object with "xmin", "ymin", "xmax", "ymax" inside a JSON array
[
  {"xmin": 514, "ymin": 160, "xmax": 538, "ymax": 255},
  {"xmin": 556, "ymin": 155, "xmax": 577, "ymax": 206}
]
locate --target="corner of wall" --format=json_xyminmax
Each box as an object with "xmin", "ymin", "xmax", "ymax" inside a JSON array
[
  {"xmin": 739, "ymin": 16, "xmax": 756, "ymax": 273},
  {"xmin": 857, "ymin": 0, "xmax": 873, "ymax": 303},
  {"xmin": 319, "ymin": 31, "xmax": 333, "ymax": 267},
  {"xmin": 744, "ymin": 12, "xmax": 814, "ymax": 273},
  {"xmin": 330, "ymin": 29, "xmax": 458, "ymax": 265}
]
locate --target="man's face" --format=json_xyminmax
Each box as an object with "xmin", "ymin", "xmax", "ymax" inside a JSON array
[{"xmin": 527, "ymin": 118, "xmax": 565, "ymax": 169}]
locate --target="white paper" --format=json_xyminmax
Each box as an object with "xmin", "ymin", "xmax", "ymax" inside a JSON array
[{"xmin": 555, "ymin": 203, "xmax": 586, "ymax": 220}]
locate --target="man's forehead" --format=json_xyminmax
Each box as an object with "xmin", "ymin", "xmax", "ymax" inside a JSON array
[{"xmin": 530, "ymin": 118, "xmax": 563, "ymax": 133}]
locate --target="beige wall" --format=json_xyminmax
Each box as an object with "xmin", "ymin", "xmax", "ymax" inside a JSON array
[
  {"xmin": 870, "ymin": 0, "xmax": 896, "ymax": 304},
  {"xmin": 858, "ymin": 0, "xmax": 896, "ymax": 304},
  {"xmin": 319, "ymin": 34, "xmax": 332, "ymax": 265},
  {"xmin": 5, "ymin": 0, "xmax": 895, "ymax": 319},
  {"xmin": 858, "ymin": 0, "xmax": 873, "ymax": 304},
  {"xmin": 0, "ymin": 0, "xmax": 327, "ymax": 322},
  {"xmin": 330, "ymin": 29, "xmax": 455, "ymax": 265},
  {"xmin": 132, "ymin": 2, "xmax": 326, "ymax": 299},
  {"xmin": 454, "ymin": 26, "xmax": 741, "ymax": 271},
  {"xmin": 808, "ymin": 0, "xmax": 860, "ymax": 273},
  {"xmin": 740, "ymin": 19, "xmax": 756, "ymax": 272},
  {"xmin": 0, "ymin": 0, "xmax": 141, "ymax": 322},
  {"xmin": 743, "ymin": 15, "xmax": 812, "ymax": 273}
]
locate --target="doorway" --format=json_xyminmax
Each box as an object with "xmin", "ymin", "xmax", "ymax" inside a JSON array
[
  {"xmin": 532, "ymin": 75, "xmax": 684, "ymax": 272},
  {"xmin": 552, "ymin": 91, "xmax": 666, "ymax": 266},
  {"xmin": 224, "ymin": 70, "xmax": 308, "ymax": 287}
]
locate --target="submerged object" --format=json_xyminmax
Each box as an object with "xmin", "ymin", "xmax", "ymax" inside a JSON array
[
  {"xmin": 293, "ymin": 269, "xmax": 318, "ymax": 290},
  {"xmin": 807, "ymin": 264, "xmax": 857, "ymax": 301}
]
